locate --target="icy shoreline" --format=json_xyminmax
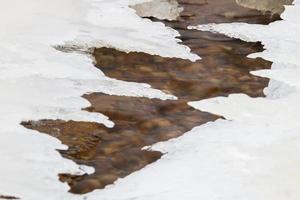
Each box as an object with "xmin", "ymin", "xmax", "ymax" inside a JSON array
[
  {"xmin": 89, "ymin": 0, "xmax": 300, "ymax": 197},
  {"xmin": 1, "ymin": 0, "xmax": 300, "ymax": 199},
  {"xmin": 0, "ymin": 0, "xmax": 195, "ymax": 199},
  {"xmin": 87, "ymin": 1, "xmax": 300, "ymax": 200}
]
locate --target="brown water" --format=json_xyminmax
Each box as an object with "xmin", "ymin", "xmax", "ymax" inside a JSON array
[
  {"xmin": 22, "ymin": 0, "xmax": 284, "ymax": 194},
  {"xmin": 93, "ymin": 45, "xmax": 270, "ymax": 101},
  {"xmin": 23, "ymin": 97, "xmax": 219, "ymax": 193}
]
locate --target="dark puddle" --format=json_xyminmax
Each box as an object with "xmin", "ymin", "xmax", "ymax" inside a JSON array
[{"xmin": 22, "ymin": 0, "xmax": 284, "ymax": 195}]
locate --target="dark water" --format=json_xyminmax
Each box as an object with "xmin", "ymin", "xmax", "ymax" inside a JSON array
[
  {"xmin": 23, "ymin": 97, "xmax": 219, "ymax": 194},
  {"xmin": 0, "ymin": 195, "xmax": 19, "ymax": 200},
  {"xmin": 22, "ymin": 0, "xmax": 283, "ymax": 194},
  {"xmin": 93, "ymin": 45, "xmax": 270, "ymax": 101}
]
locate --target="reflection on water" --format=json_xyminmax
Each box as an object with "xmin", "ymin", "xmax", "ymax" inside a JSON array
[{"xmin": 23, "ymin": 0, "xmax": 284, "ymax": 194}]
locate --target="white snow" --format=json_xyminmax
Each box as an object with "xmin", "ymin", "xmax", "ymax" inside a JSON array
[
  {"xmin": 0, "ymin": 0, "xmax": 196, "ymax": 199},
  {"xmin": 84, "ymin": 1, "xmax": 300, "ymax": 200},
  {"xmin": 2, "ymin": 0, "xmax": 300, "ymax": 199}
]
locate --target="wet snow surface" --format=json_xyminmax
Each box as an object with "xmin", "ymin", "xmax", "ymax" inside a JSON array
[{"xmin": 1, "ymin": 0, "xmax": 300, "ymax": 199}]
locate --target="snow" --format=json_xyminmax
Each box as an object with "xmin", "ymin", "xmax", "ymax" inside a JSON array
[
  {"xmin": 0, "ymin": 0, "xmax": 195, "ymax": 199},
  {"xmin": 86, "ymin": 1, "xmax": 300, "ymax": 198},
  {"xmin": 82, "ymin": 1, "xmax": 300, "ymax": 200},
  {"xmin": 2, "ymin": 0, "xmax": 300, "ymax": 199}
]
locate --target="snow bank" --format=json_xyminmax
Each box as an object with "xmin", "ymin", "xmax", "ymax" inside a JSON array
[
  {"xmin": 2, "ymin": 0, "xmax": 300, "ymax": 199},
  {"xmin": 74, "ymin": 1, "xmax": 300, "ymax": 200},
  {"xmin": 88, "ymin": 1, "xmax": 300, "ymax": 200},
  {"xmin": 0, "ymin": 0, "xmax": 197, "ymax": 199},
  {"xmin": 149, "ymin": 1, "xmax": 300, "ymax": 199}
]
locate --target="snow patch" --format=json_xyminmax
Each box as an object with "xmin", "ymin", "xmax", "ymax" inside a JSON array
[{"xmin": 131, "ymin": 0, "xmax": 183, "ymax": 21}]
